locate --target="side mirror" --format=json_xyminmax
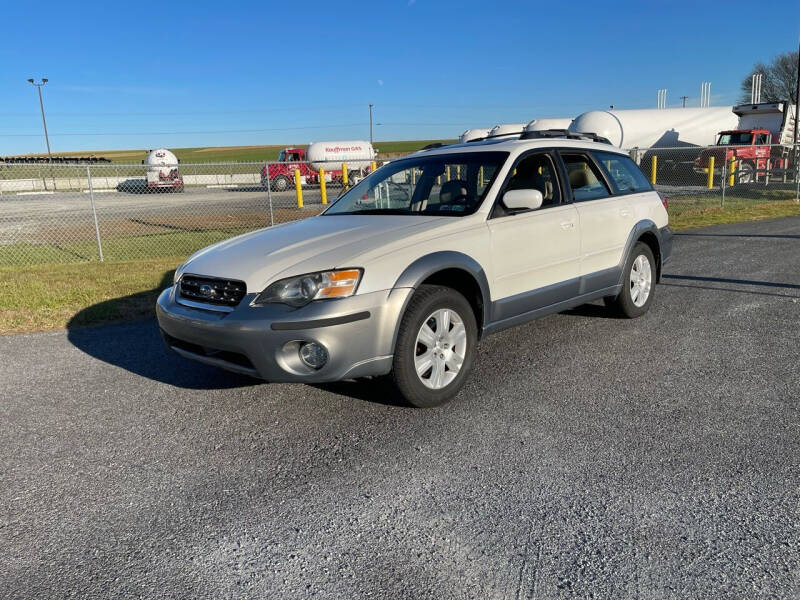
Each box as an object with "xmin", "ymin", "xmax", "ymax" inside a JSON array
[{"xmin": 502, "ymin": 188, "xmax": 543, "ymax": 211}]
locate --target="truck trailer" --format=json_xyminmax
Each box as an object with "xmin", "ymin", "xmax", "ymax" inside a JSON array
[
  {"xmin": 261, "ymin": 141, "xmax": 376, "ymax": 191},
  {"xmin": 143, "ymin": 148, "xmax": 183, "ymax": 192}
]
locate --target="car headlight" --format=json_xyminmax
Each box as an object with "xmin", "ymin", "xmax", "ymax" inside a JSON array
[
  {"xmin": 173, "ymin": 264, "xmax": 185, "ymax": 284},
  {"xmin": 252, "ymin": 269, "xmax": 362, "ymax": 307}
]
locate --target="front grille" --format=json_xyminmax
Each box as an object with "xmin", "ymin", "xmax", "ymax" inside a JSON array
[{"xmin": 179, "ymin": 275, "xmax": 246, "ymax": 307}]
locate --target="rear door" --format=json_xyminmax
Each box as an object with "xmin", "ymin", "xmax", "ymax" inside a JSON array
[
  {"xmin": 487, "ymin": 150, "xmax": 580, "ymax": 320},
  {"xmin": 559, "ymin": 152, "xmax": 632, "ymax": 286}
]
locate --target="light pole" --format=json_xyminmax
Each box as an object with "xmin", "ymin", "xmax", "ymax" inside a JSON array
[
  {"xmin": 369, "ymin": 103, "xmax": 374, "ymax": 145},
  {"xmin": 27, "ymin": 78, "xmax": 53, "ymax": 161}
]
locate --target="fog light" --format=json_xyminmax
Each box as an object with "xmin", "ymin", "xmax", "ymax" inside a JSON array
[{"xmin": 299, "ymin": 342, "xmax": 328, "ymax": 370}]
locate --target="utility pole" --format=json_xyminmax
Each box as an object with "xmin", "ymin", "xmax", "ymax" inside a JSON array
[
  {"xmin": 794, "ymin": 40, "xmax": 799, "ymax": 200},
  {"xmin": 27, "ymin": 78, "xmax": 55, "ymax": 191},
  {"xmin": 369, "ymin": 103, "xmax": 374, "ymax": 145},
  {"xmin": 27, "ymin": 78, "xmax": 52, "ymax": 160},
  {"xmin": 680, "ymin": 95, "xmax": 688, "ymax": 108}
]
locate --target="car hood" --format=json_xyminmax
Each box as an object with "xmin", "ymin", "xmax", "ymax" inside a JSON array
[{"xmin": 181, "ymin": 214, "xmax": 446, "ymax": 290}]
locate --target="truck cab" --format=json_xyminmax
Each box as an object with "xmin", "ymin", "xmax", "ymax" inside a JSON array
[{"xmin": 694, "ymin": 102, "xmax": 795, "ymax": 183}]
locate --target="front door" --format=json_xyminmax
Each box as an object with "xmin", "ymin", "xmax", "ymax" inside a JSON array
[{"xmin": 487, "ymin": 151, "xmax": 581, "ymax": 322}]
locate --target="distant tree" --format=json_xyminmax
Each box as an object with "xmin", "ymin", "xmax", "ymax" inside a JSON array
[{"xmin": 739, "ymin": 50, "xmax": 798, "ymax": 104}]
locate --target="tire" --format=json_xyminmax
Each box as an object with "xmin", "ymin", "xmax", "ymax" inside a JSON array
[
  {"xmin": 271, "ymin": 175, "xmax": 289, "ymax": 192},
  {"xmin": 737, "ymin": 161, "xmax": 755, "ymax": 184},
  {"xmin": 392, "ymin": 285, "xmax": 477, "ymax": 408},
  {"xmin": 606, "ymin": 241, "xmax": 656, "ymax": 318}
]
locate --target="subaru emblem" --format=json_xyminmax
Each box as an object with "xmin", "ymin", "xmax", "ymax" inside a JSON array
[{"xmin": 199, "ymin": 284, "xmax": 216, "ymax": 297}]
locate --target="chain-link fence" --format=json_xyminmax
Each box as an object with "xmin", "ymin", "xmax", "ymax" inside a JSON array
[
  {"xmin": 0, "ymin": 160, "xmax": 364, "ymax": 266},
  {"xmin": 1, "ymin": 143, "xmax": 798, "ymax": 266}
]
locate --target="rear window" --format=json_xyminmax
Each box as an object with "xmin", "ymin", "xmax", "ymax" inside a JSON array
[
  {"xmin": 593, "ymin": 151, "xmax": 653, "ymax": 194},
  {"xmin": 561, "ymin": 154, "xmax": 611, "ymax": 201}
]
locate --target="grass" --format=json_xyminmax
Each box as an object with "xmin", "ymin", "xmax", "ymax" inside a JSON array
[
  {"xmin": 0, "ymin": 258, "xmax": 178, "ymax": 334},
  {"xmin": 9, "ymin": 139, "xmax": 456, "ymax": 165},
  {"xmin": 2, "ymin": 192, "xmax": 799, "ymax": 334}
]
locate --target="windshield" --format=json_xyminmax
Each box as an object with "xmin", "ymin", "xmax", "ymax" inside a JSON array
[
  {"xmin": 323, "ymin": 151, "xmax": 507, "ymax": 216},
  {"xmin": 717, "ymin": 132, "xmax": 753, "ymax": 146},
  {"xmin": 278, "ymin": 150, "xmax": 286, "ymax": 161}
]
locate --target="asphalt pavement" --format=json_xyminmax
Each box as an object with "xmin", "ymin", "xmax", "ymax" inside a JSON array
[{"xmin": 1, "ymin": 217, "xmax": 799, "ymax": 599}]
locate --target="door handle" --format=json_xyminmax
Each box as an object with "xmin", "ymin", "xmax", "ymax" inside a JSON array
[{"xmin": 560, "ymin": 221, "xmax": 575, "ymax": 229}]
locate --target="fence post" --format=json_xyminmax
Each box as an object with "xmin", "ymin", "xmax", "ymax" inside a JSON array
[
  {"xmin": 86, "ymin": 165, "xmax": 104, "ymax": 262},
  {"xmin": 721, "ymin": 162, "xmax": 727, "ymax": 206},
  {"xmin": 266, "ymin": 162, "xmax": 274, "ymax": 227},
  {"xmin": 707, "ymin": 156, "xmax": 714, "ymax": 189},
  {"xmin": 319, "ymin": 168, "xmax": 327, "ymax": 204},
  {"xmin": 294, "ymin": 168, "xmax": 303, "ymax": 208},
  {"xmin": 728, "ymin": 158, "xmax": 736, "ymax": 188},
  {"xmin": 650, "ymin": 155, "xmax": 658, "ymax": 185}
]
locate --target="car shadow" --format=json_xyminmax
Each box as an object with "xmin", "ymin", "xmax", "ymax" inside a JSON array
[
  {"xmin": 560, "ymin": 301, "xmax": 625, "ymax": 320},
  {"xmin": 66, "ymin": 271, "xmax": 258, "ymax": 390},
  {"xmin": 312, "ymin": 378, "xmax": 410, "ymax": 408}
]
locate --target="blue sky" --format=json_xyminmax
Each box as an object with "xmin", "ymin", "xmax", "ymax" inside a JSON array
[{"xmin": 1, "ymin": 0, "xmax": 797, "ymax": 154}]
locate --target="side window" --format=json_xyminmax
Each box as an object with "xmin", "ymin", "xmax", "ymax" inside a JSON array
[
  {"xmin": 504, "ymin": 153, "xmax": 561, "ymax": 207},
  {"xmin": 592, "ymin": 151, "xmax": 652, "ymax": 194},
  {"xmin": 561, "ymin": 154, "xmax": 611, "ymax": 201},
  {"xmin": 755, "ymin": 133, "xmax": 769, "ymax": 145}
]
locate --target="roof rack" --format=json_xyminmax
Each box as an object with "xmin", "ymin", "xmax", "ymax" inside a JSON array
[
  {"xmin": 465, "ymin": 128, "xmax": 612, "ymax": 145},
  {"xmin": 420, "ymin": 142, "xmax": 447, "ymax": 151},
  {"xmin": 519, "ymin": 129, "xmax": 612, "ymax": 144},
  {"xmin": 465, "ymin": 131, "xmax": 525, "ymax": 143}
]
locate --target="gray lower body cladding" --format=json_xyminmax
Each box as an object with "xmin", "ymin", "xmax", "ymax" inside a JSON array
[{"xmin": 156, "ymin": 285, "xmax": 412, "ymax": 383}]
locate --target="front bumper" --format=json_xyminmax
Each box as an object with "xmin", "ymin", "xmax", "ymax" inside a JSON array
[{"xmin": 156, "ymin": 285, "xmax": 413, "ymax": 383}]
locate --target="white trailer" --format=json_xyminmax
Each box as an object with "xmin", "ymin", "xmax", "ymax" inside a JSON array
[
  {"xmin": 306, "ymin": 141, "xmax": 375, "ymax": 172},
  {"xmin": 458, "ymin": 128, "xmax": 491, "ymax": 143},
  {"xmin": 144, "ymin": 148, "xmax": 183, "ymax": 192},
  {"xmin": 568, "ymin": 106, "xmax": 738, "ymax": 149},
  {"xmin": 524, "ymin": 118, "xmax": 574, "ymax": 132}
]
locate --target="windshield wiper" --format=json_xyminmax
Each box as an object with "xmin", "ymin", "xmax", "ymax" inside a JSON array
[{"xmin": 326, "ymin": 209, "xmax": 415, "ymax": 215}]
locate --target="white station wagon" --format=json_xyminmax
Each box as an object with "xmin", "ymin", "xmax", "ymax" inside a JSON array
[{"xmin": 157, "ymin": 131, "xmax": 672, "ymax": 407}]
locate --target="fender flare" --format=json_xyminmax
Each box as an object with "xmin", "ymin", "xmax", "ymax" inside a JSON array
[
  {"xmin": 391, "ymin": 251, "xmax": 492, "ymax": 344},
  {"xmin": 618, "ymin": 219, "xmax": 664, "ymax": 285}
]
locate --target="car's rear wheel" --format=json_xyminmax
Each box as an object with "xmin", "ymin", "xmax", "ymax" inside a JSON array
[
  {"xmin": 605, "ymin": 241, "xmax": 656, "ymax": 318},
  {"xmin": 392, "ymin": 285, "xmax": 477, "ymax": 408}
]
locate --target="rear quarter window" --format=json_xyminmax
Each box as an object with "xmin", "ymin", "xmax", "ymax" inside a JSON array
[{"xmin": 593, "ymin": 151, "xmax": 653, "ymax": 194}]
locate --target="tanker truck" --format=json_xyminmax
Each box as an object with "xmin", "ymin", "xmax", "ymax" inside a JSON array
[
  {"xmin": 569, "ymin": 106, "xmax": 738, "ymax": 181},
  {"xmin": 693, "ymin": 102, "xmax": 798, "ymax": 184},
  {"xmin": 261, "ymin": 141, "xmax": 376, "ymax": 191},
  {"xmin": 143, "ymin": 148, "xmax": 183, "ymax": 192}
]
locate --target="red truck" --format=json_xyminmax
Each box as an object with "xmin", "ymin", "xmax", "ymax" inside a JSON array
[
  {"xmin": 694, "ymin": 102, "xmax": 797, "ymax": 183},
  {"xmin": 261, "ymin": 141, "xmax": 376, "ymax": 192}
]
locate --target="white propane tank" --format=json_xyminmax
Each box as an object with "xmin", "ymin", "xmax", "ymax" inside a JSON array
[
  {"xmin": 524, "ymin": 118, "xmax": 574, "ymax": 132},
  {"xmin": 459, "ymin": 128, "xmax": 491, "ymax": 143},
  {"xmin": 569, "ymin": 107, "xmax": 738, "ymax": 149},
  {"xmin": 488, "ymin": 123, "xmax": 526, "ymax": 138},
  {"xmin": 306, "ymin": 140, "xmax": 375, "ymax": 171},
  {"xmin": 144, "ymin": 148, "xmax": 182, "ymax": 189}
]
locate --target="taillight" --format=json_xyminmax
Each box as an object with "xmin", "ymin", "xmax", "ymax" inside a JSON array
[
  {"xmin": 657, "ymin": 191, "xmax": 668, "ymax": 210},
  {"xmin": 261, "ymin": 165, "xmax": 267, "ymax": 176}
]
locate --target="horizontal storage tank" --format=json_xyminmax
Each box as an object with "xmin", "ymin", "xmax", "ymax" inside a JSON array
[
  {"xmin": 488, "ymin": 123, "xmax": 526, "ymax": 138},
  {"xmin": 569, "ymin": 107, "xmax": 737, "ymax": 149},
  {"xmin": 306, "ymin": 141, "xmax": 375, "ymax": 170},
  {"xmin": 144, "ymin": 148, "xmax": 178, "ymax": 168},
  {"xmin": 524, "ymin": 118, "xmax": 573, "ymax": 132},
  {"xmin": 459, "ymin": 128, "xmax": 491, "ymax": 143}
]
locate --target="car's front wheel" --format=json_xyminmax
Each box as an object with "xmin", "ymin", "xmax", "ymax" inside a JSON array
[
  {"xmin": 605, "ymin": 241, "xmax": 656, "ymax": 318},
  {"xmin": 392, "ymin": 285, "xmax": 477, "ymax": 408}
]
